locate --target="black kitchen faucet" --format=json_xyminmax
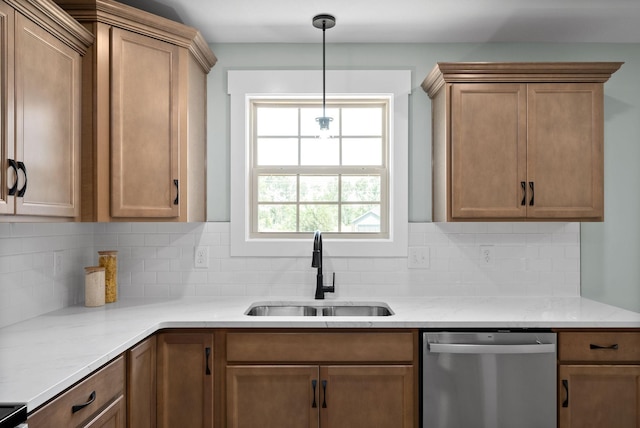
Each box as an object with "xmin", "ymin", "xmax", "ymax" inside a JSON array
[{"xmin": 311, "ymin": 230, "xmax": 335, "ymax": 299}]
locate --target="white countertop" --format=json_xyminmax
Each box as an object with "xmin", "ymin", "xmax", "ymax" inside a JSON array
[{"xmin": 1, "ymin": 295, "xmax": 639, "ymax": 411}]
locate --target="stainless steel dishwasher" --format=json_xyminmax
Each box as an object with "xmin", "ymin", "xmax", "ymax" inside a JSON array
[{"xmin": 422, "ymin": 331, "xmax": 556, "ymax": 428}]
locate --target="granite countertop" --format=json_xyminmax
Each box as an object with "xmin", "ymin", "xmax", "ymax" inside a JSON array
[{"xmin": 1, "ymin": 295, "xmax": 639, "ymax": 412}]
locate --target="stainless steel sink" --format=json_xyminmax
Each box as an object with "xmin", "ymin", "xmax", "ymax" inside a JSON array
[
  {"xmin": 321, "ymin": 305, "xmax": 393, "ymax": 316},
  {"xmin": 245, "ymin": 305, "xmax": 318, "ymax": 316},
  {"xmin": 245, "ymin": 302, "xmax": 393, "ymax": 317}
]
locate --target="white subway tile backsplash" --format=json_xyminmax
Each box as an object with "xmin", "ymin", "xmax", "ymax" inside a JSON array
[
  {"xmin": 132, "ymin": 271, "xmax": 158, "ymax": 284},
  {"xmin": 143, "ymin": 284, "xmax": 170, "ymax": 298},
  {"xmin": 130, "ymin": 223, "xmax": 158, "ymax": 233},
  {"xmin": 0, "ymin": 221, "xmax": 582, "ymax": 327},
  {"xmin": 0, "ymin": 224, "xmax": 93, "ymax": 328},
  {"xmin": 144, "ymin": 259, "xmax": 171, "ymax": 272},
  {"xmin": 104, "ymin": 223, "xmax": 132, "ymax": 234},
  {"xmin": 118, "ymin": 233, "xmax": 145, "ymax": 246}
]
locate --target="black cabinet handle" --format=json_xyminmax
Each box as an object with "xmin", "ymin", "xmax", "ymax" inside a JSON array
[
  {"xmin": 321, "ymin": 380, "xmax": 327, "ymax": 408},
  {"xmin": 528, "ymin": 181, "xmax": 534, "ymax": 206},
  {"xmin": 173, "ymin": 179, "xmax": 179, "ymax": 205},
  {"xmin": 205, "ymin": 347, "xmax": 211, "ymax": 375},
  {"xmin": 562, "ymin": 380, "xmax": 569, "ymax": 408},
  {"xmin": 17, "ymin": 161, "xmax": 27, "ymax": 197},
  {"xmin": 590, "ymin": 343, "xmax": 619, "ymax": 350},
  {"xmin": 71, "ymin": 391, "xmax": 96, "ymax": 413},
  {"xmin": 520, "ymin": 181, "xmax": 526, "ymax": 206},
  {"xmin": 311, "ymin": 380, "xmax": 317, "ymax": 408},
  {"xmin": 8, "ymin": 159, "xmax": 18, "ymax": 196}
]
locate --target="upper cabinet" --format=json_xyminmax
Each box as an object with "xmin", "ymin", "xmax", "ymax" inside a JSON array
[
  {"xmin": 54, "ymin": 0, "xmax": 216, "ymax": 222},
  {"xmin": 0, "ymin": 0, "xmax": 92, "ymax": 220},
  {"xmin": 422, "ymin": 62, "xmax": 622, "ymax": 222}
]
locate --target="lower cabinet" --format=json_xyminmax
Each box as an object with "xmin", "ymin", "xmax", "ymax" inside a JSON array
[
  {"xmin": 227, "ymin": 365, "xmax": 319, "ymax": 428},
  {"xmin": 224, "ymin": 331, "xmax": 417, "ymax": 428},
  {"xmin": 84, "ymin": 395, "xmax": 126, "ymax": 428},
  {"xmin": 156, "ymin": 331, "xmax": 215, "ymax": 428},
  {"xmin": 558, "ymin": 330, "xmax": 640, "ymax": 428},
  {"xmin": 227, "ymin": 365, "xmax": 413, "ymax": 428},
  {"xmin": 28, "ymin": 328, "xmax": 640, "ymax": 428},
  {"xmin": 28, "ymin": 356, "xmax": 125, "ymax": 428},
  {"xmin": 320, "ymin": 365, "xmax": 413, "ymax": 428},
  {"xmin": 559, "ymin": 365, "xmax": 640, "ymax": 427},
  {"xmin": 128, "ymin": 335, "xmax": 157, "ymax": 428}
]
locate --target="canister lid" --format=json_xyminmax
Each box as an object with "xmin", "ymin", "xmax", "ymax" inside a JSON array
[
  {"xmin": 84, "ymin": 266, "xmax": 106, "ymax": 273},
  {"xmin": 98, "ymin": 250, "xmax": 118, "ymax": 255}
]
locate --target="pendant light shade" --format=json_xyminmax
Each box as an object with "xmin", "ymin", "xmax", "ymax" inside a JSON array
[{"xmin": 313, "ymin": 14, "xmax": 336, "ymax": 136}]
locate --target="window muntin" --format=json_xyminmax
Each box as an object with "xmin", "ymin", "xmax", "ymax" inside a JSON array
[{"xmin": 250, "ymin": 99, "xmax": 389, "ymax": 238}]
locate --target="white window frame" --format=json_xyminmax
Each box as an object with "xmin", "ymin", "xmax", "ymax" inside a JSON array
[
  {"xmin": 229, "ymin": 70, "xmax": 410, "ymax": 257},
  {"xmin": 250, "ymin": 97, "xmax": 390, "ymax": 238}
]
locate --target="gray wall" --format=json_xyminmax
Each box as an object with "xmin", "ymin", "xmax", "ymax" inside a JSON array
[{"xmin": 205, "ymin": 43, "xmax": 640, "ymax": 312}]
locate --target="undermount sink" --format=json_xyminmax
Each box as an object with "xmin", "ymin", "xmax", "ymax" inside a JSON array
[
  {"xmin": 321, "ymin": 305, "xmax": 392, "ymax": 316},
  {"xmin": 245, "ymin": 305, "xmax": 317, "ymax": 317},
  {"xmin": 245, "ymin": 302, "xmax": 394, "ymax": 317}
]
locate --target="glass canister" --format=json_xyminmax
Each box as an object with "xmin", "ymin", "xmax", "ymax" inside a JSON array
[
  {"xmin": 84, "ymin": 266, "xmax": 105, "ymax": 307},
  {"xmin": 98, "ymin": 250, "xmax": 118, "ymax": 303}
]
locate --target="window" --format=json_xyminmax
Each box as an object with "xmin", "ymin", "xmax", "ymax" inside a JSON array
[
  {"xmin": 229, "ymin": 70, "xmax": 410, "ymax": 257},
  {"xmin": 251, "ymin": 99, "xmax": 389, "ymax": 238}
]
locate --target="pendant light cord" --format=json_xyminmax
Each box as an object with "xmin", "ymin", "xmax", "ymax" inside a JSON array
[
  {"xmin": 322, "ymin": 20, "xmax": 327, "ymax": 118},
  {"xmin": 312, "ymin": 14, "xmax": 335, "ymax": 132}
]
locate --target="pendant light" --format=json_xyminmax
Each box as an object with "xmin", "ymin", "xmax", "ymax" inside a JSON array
[{"xmin": 312, "ymin": 14, "xmax": 336, "ymax": 138}]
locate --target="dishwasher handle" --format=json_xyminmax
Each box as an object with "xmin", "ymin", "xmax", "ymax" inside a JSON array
[{"xmin": 427, "ymin": 342, "xmax": 556, "ymax": 354}]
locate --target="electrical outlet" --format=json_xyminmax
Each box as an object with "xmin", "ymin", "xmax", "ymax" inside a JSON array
[
  {"xmin": 194, "ymin": 246, "xmax": 209, "ymax": 268},
  {"xmin": 54, "ymin": 251, "xmax": 63, "ymax": 276},
  {"xmin": 408, "ymin": 247, "xmax": 430, "ymax": 269},
  {"xmin": 480, "ymin": 245, "xmax": 495, "ymax": 267}
]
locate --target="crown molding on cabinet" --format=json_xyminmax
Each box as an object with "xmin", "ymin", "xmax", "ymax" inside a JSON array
[
  {"xmin": 6, "ymin": 0, "xmax": 94, "ymax": 54},
  {"xmin": 422, "ymin": 62, "xmax": 624, "ymax": 97},
  {"xmin": 54, "ymin": 0, "xmax": 217, "ymax": 71}
]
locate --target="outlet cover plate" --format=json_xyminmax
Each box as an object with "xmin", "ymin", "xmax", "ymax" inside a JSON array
[
  {"xmin": 408, "ymin": 247, "xmax": 430, "ymax": 269},
  {"xmin": 480, "ymin": 245, "xmax": 495, "ymax": 267},
  {"xmin": 195, "ymin": 246, "xmax": 209, "ymax": 268}
]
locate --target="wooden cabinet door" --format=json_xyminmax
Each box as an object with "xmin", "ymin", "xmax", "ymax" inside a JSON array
[
  {"xmin": 110, "ymin": 27, "xmax": 180, "ymax": 218},
  {"xmin": 559, "ymin": 365, "xmax": 640, "ymax": 428},
  {"xmin": 83, "ymin": 395, "xmax": 126, "ymax": 428},
  {"xmin": 128, "ymin": 336, "xmax": 156, "ymax": 428},
  {"xmin": 320, "ymin": 365, "xmax": 413, "ymax": 428},
  {"xmin": 14, "ymin": 12, "xmax": 81, "ymax": 217},
  {"xmin": 450, "ymin": 83, "xmax": 527, "ymax": 219},
  {"xmin": 157, "ymin": 332, "xmax": 214, "ymax": 428},
  {"xmin": 0, "ymin": 1, "xmax": 13, "ymax": 215},
  {"xmin": 226, "ymin": 365, "xmax": 320, "ymax": 428},
  {"xmin": 527, "ymin": 83, "xmax": 604, "ymax": 219}
]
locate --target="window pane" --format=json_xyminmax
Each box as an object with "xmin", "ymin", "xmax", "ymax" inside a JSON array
[
  {"xmin": 300, "ymin": 176, "xmax": 338, "ymax": 202},
  {"xmin": 342, "ymin": 204, "xmax": 380, "ymax": 232},
  {"xmin": 300, "ymin": 204, "xmax": 339, "ymax": 232},
  {"xmin": 342, "ymin": 176, "xmax": 381, "ymax": 202},
  {"xmin": 300, "ymin": 107, "xmax": 339, "ymax": 137},
  {"xmin": 258, "ymin": 175, "xmax": 297, "ymax": 202},
  {"xmin": 301, "ymin": 138, "xmax": 339, "ymax": 165},
  {"xmin": 342, "ymin": 138, "xmax": 382, "ymax": 166},
  {"xmin": 257, "ymin": 204, "xmax": 297, "ymax": 232},
  {"xmin": 256, "ymin": 107, "xmax": 298, "ymax": 136},
  {"xmin": 257, "ymin": 138, "xmax": 298, "ymax": 165},
  {"xmin": 342, "ymin": 108, "xmax": 382, "ymax": 136}
]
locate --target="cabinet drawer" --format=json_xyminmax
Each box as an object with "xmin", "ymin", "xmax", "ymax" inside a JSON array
[
  {"xmin": 28, "ymin": 356, "xmax": 125, "ymax": 427},
  {"xmin": 559, "ymin": 332, "xmax": 640, "ymax": 362},
  {"xmin": 227, "ymin": 332, "xmax": 414, "ymax": 363}
]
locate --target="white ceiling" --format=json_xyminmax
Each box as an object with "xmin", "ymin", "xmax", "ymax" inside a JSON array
[{"xmin": 118, "ymin": 0, "xmax": 640, "ymax": 44}]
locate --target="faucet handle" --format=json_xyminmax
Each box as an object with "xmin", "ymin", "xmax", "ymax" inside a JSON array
[{"xmin": 325, "ymin": 272, "xmax": 335, "ymax": 294}]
